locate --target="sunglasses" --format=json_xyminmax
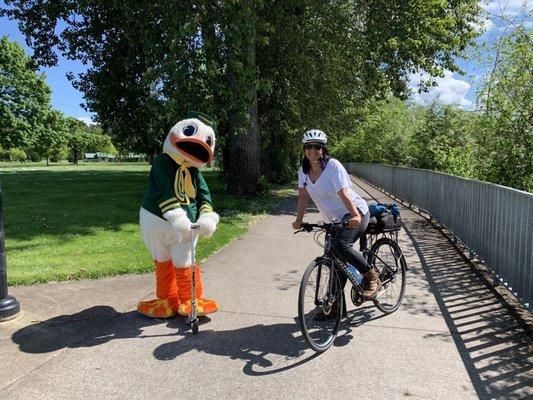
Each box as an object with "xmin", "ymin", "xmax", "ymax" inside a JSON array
[{"xmin": 303, "ymin": 143, "xmax": 324, "ymax": 150}]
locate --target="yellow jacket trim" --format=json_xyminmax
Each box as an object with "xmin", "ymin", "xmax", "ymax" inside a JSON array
[
  {"xmin": 199, "ymin": 204, "xmax": 213, "ymax": 214},
  {"xmin": 159, "ymin": 198, "xmax": 179, "ymax": 208},
  {"xmin": 161, "ymin": 203, "xmax": 181, "ymax": 213}
]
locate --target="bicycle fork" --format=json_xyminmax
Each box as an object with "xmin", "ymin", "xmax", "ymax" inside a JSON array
[{"xmin": 314, "ymin": 260, "xmax": 337, "ymax": 312}]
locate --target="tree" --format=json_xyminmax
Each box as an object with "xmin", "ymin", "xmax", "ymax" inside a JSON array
[
  {"xmin": 256, "ymin": 0, "xmax": 482, "ymax": 181},
  {"xmin": 65, "ymin": 117, "xmax": 113, "ymax": 164},
  {"xmin": 407, "ymin": 102, "xmax": 477, "ymax": 177},
  {"xmin": 2, "ymin": 1, "xmax": 483, "ymax": 192},
  {"xmin": 1, "ymin": 1, "xmax": 261, "ymax": 193},
  {"xmin": 30, "ymin": 110, "xmax": 69, "ymax": 165},
  {"xmin": 332, "ymin": 97, "xmax": 421, "ymax": 165},
  {"xmin": 475, "ymin": 26, "xmax": 532, "ymax": 191},
  {"xmin": 0, "ymin": 35, "xmax": 52, "ymax": 151}
]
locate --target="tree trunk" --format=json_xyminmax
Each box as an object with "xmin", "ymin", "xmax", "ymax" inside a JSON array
[
  {"xmin": 227, "ymin": 37, "xmax": 260, "ymax": 192},
  {"xmin": 221, "ymin": 0, "xmax": 261, "ymax": 196},
  {"xmin": 225, "ymin": 90, "xmax": 261, "ymax": 196}
]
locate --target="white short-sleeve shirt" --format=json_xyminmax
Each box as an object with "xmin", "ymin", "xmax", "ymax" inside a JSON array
[{"xmin": 298, "ymin": 158, "xmax": 368, "ymax": 222}]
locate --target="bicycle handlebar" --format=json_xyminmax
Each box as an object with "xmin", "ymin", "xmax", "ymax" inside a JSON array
[{"xmin": 294, "ymin": 220, "xmax": 348, "ymax": 234}]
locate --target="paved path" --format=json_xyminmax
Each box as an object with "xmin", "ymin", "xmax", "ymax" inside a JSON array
[{"xmin": 1, "ymin": 176, "xmax": 531, "ymax": 400}]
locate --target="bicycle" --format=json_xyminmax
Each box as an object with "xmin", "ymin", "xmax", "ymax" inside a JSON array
[{"xmin": 295, "ymin": 219, "xmax": 407, "ymax": 353}]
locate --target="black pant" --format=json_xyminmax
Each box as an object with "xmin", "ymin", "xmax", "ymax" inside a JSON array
[{"xmin": 333, "ymin": 212, "xmax": 370, "ymax": 274}]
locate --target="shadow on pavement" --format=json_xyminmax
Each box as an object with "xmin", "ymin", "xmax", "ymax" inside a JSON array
[
  {"xmin": 12, "ymin": 306, "xmax": 336, "ymax": 376},
  {"xmin": 152, "ymin": 307, "xmax": 381, "ymax": 376},
  {"xmin": 153, "ymin": 318, "xmax": 314, "ymax": 375},
  {"xmin": 11, "ymin": 306, "xmax": 164, "ymax": 353},
  {"xmin": 403, "ymin": 218, "xmax": 533, "ymax": 400},
  {"xmin": 334, "ymin": 305, "xmax": 387, "ymax": 348}
]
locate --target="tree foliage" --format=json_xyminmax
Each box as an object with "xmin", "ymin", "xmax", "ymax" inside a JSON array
[
  {"xmin": 0, "ymin": 35, "xmax": 52, "ymax": 151},
  {"xmin": 475, "ymin": 26, "xmax": 532, "ymax": 191},
  {"xmin": 406, "ymin": 102, "xmax": 478, "ymax": 178},
  {"xmin": 258, "ymin": 0, "xmax": 482, "ymax": 182},
  {"xmin": 32, "ymin": 109, "xmax": 69, "ymax": 164},
  {"xmin": 332, "ymin": 98, "xmax": 417, "ymax": 165},
  {"xmin": 65, "ymin": 117, "xmax": 114, "ymax": 164},
  {"xmin": 0, "ymin": 36, "xmax": 115, "ymax": 164},
  {"xmin": 2, "ymin": 1, "xmax": 482, "ymax": 192},
  {"xmin": 332, "ymin": 89, "xmax": 530, "ymax": 192}
]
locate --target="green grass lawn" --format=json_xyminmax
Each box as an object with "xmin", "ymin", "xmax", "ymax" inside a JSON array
[{"xmin": 0, "ymin": 162, "xmax": 293, "ymax": 285}]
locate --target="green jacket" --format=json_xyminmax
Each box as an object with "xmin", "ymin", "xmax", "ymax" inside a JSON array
[{"xmin": 141, "ymin": 153, "xmax": 213, "ymax": 221}]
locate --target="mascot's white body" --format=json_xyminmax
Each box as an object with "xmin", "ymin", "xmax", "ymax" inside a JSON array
[{"xmin": 137, "ymin": 113, "xmax": 220, "ymax": 318}]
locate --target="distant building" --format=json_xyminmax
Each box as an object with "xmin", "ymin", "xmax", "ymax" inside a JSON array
[
  {"xmin": 84, "ymin": 152, "xmax": 117, "ymax": 162},
  {"xmin": 123, "ymin": 153, "xmax": 144, "ymax": 162}
]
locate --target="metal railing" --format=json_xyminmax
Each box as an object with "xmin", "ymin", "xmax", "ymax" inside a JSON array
[{"xmin": 345, "ymin": 162, "xmax": 533, "ymax": 312}]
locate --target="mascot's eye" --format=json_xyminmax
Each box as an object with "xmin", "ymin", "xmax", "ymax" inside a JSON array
[
  {"xmin": 183, "ymin": 125, "xmax": 197, "ymax": 136},
  {"xmin": 206, "ymin": 136, "xmax": 212, "ymax": 146}
]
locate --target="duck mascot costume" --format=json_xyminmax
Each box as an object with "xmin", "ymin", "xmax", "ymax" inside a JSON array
[{"xmin": 137, "ymin": 111, "xmax": 220, "ymax": 318}]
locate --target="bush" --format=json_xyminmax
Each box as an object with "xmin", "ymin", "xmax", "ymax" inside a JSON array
[
  {"xmin": 256, "ymin": 175, "xmax": 272, "ymax": 195},
  {"xmin": 50, "ymin": 146, "xmax": 68, "ymax": 162},
  {"xmin": 8, "ymin": 148, "xmax": 27, "ymax": 162},
  {"xmin": 25, "ymin": 149, "xmax": 43, "ymax": 162}
]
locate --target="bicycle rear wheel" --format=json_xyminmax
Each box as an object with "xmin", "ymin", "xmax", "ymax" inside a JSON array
[
  {"xmin": 369, "ymin": 238, "xmax": 406, "ymax": 314},
  {"xmin": 298, "ymin": 259, "xmax": 343, "ymax": 353}
]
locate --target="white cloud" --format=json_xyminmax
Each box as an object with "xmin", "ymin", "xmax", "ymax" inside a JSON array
[
  {"xmin": 76, "ymin": 116, "xmax": 96, "ymax": 126},
  {"xmin": 409, "ymin": 71, "xmax": 473, "ymax": 109}
]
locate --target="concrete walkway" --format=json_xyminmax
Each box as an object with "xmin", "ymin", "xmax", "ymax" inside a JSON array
[{"xmin": 1, "ymin": 176, "xmax": 531, "ymax": 400}]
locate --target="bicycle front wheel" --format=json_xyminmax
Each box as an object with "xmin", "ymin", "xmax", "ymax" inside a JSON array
[
  {"xmin": 369, "ymin": 238, "xmax": 407, "ymax": 314},
  {"xmin": 298, "ymin": 259, "xmax": 343, "ymax": 353}
]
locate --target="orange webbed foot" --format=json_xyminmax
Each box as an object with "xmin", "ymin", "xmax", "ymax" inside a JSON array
[
  {"xmin": 177, "ymin": 298, "xmax": 219, "ymax": 316},
  {"xmin": 137, "ymin": 298, "xmax": 180, "ymax": 318}
]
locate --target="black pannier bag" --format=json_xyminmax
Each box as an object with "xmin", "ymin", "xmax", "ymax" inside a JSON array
[{"xmin": 366, "ymin": 203, "xmax": 402, "ymax": 234}]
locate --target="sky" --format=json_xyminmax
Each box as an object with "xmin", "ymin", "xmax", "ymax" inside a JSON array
[
  {"xmin": 1, "ymin": 0, "xmax": 531, "ymax": 123},
  {"xmin": 409, "ymin": 0, "xmax": 532, "ymax": 108},
  {"xmin": 0, "ymin": 2, "xmax": 94, "ymax": 124}
]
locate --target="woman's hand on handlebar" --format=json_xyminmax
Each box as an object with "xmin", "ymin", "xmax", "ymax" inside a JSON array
[{"xmin": 346, "ymin": 214, "xmax": 361, "ymax": 229}]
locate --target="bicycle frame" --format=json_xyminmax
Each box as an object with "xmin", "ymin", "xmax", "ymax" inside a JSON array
[
  {"xmin": 312, "ymin": 223, "xmax": 365, "ymax": 309},
  {"xmin": 303, "ymin": 222, "xmax": 403, "ymax": 308}
]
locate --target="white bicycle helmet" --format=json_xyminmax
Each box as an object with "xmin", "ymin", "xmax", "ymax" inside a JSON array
[{"xmin": 302, "ymin": 129, "xmax": 327, "ymax": 144}]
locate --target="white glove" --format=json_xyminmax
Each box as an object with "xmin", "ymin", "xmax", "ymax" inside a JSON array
[
  {"xmin": 197, "ymin": 211, "xmax": 220, "ymax": 238},
  {"xmin": 164, "ymin": 208, "xmax": 191, "ymax": 243}
]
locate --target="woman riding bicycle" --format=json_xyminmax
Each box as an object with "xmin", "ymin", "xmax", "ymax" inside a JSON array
[{"xmin": 292, "ymin": 129, "xmax": 380, "ymax": 300}]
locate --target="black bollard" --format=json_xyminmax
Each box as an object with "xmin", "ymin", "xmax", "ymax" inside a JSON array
[{"xmin": 0, "ymin": 183, "xmax": 20, "ymax": 321}]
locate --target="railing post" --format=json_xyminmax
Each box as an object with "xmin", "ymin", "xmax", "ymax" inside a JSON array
[{"xmin": 0, "ymin": 182, "xmax": 21, "ymax": 322}]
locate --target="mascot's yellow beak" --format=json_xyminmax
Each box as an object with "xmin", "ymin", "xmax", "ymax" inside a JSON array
[{"xmin": 172, "ymin": 137, "xmax": 214, "ymax": 165}]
